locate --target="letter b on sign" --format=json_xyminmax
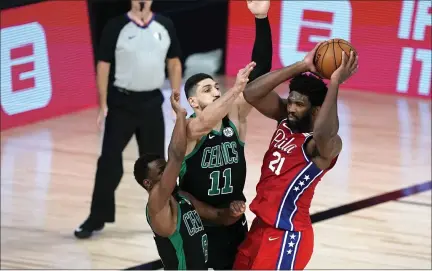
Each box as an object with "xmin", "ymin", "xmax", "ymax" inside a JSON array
[
  {"xmin": 1, "ymin": 22, "xmax": 52, "ymax": 115},
  {"xmin": 279, "ymin": 1, "xmax": 352, "ymax": 66}
]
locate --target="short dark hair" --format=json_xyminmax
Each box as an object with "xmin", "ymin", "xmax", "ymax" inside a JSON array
[
  {"xmin": 289, "ymin": 73, "xmax": 328, "ymax": 107},
  {"xmin": 133, "ymin": 154, "xmax": 163, "ymax": 188},
  {"xmin": 184, "ymin": 73, "xmax": 213, "ymax": 99}
]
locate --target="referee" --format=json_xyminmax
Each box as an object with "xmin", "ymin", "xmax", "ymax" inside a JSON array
[{"xmin": 75, "ymin": 0, "xmax": 182, "ymax": 239}]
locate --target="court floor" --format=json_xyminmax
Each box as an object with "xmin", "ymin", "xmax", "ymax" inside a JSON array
[{"xmin": 1, "ymin": 77, "xmax": 431, "ymax": 269}]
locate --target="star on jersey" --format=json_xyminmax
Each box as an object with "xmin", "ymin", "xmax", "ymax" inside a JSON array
[
  {"xmin": 293, "ymin": 175, "xmax": 311, "ymax": 193},
  {"xmin": 278, "ymin": 163, "xmax": 324, "ymax": 231},
  {"xmin": 287, "ymin": 233, "xmax": 297, "ymax": 255}
]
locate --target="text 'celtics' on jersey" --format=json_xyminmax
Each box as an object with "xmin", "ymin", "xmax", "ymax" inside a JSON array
[
  {"xmin": 179, "ymin": 116, "xmax": 247, "ymax": 212},
  {"xmin": 146, "ymin": 193, "xmax": 208, "ymax": 270}
]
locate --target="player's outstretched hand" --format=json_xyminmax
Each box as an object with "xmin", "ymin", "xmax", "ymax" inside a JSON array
[
  {"xmin": 302, "ymin": 42, "xmax": 325, "ymax": 76},
  {"xmin": 229, "ymin": 201, "xmax": 246, "ymax": 217},
  {"xmin": 233, "ymin": 61, "xmax": 256, "ymax": 92},
  {"xmin": 247, "ymin": 0, "xmax": 270, "ymax": 19},
  {"xmin": 170, "ymin": 91, "xmax": 187, "ymax": 116},
  {"xmin": 330, "ymin": 50, "xmax": 359, "ymax": 84}
]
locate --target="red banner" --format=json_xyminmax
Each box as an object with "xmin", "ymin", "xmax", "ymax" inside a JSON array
[
  {"xmin": 1, "ymin": 1, "xmax": 97, "ymax": 130},
  {"xmin": 226, "ymin": 0, "xmax": 431, "ymax": 99}
]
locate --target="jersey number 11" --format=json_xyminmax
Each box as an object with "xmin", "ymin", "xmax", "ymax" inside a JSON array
[{"xmin": 208, "ymin": 168, "xmax": 233, "ymax": 196}]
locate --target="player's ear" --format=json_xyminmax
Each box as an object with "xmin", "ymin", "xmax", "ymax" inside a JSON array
[
  {"xmin": 188, "ymin": 97, "xmax": 199, "ymax": 109},
  {"xmin": 143, "ymin": 179, "xmax": 152, "ymax": 189},
  {"xmin": 312, "ymin": 106, "xmax": 320, "ymax": 117}
]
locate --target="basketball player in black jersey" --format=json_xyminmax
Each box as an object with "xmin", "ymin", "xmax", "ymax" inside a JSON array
[
  {"xmin": 134, "ymin": 68, "xmax": 252, "ymax": 269},
  {"xmin": 178, "ymin": 1, "xmax": 273, "ymax": 269}
]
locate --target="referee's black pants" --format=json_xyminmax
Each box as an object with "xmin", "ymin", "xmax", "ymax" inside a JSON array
[{"xmin": 89, "ymin": 87, "xmax": 165, "ymax": 223}]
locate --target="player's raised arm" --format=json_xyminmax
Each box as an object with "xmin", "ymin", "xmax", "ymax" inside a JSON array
[
  {"xmin": 312, "ymin": 51, "xmax": 358, "ymax": 159},
  {"xmin": 187, "ymin": 62, "xmax": 255, "ymax": 140},
  {"xmin": 247, "ymin": 0, "xmax": 272, "ymax": 84},
  {"xmin": 243, "ymin": 62, "xmax": 306, "ymax": 122},
  {"xmin": 147, "ymin": 92, "xmax": 188, "ymax": 216},
  {"xmin": 243, "ymin": 43, "xmax": 325, "ymax": 122},
  {"xmin": 234, "ymin": 0, "xmax": 273, "ymax": 122},
  {"xmin": 179, "ymin": 191, "xmax": 245, "ymax": 226}
]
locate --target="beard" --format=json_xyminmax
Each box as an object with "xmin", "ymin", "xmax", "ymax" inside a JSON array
[{"xmin": 287, "ymin": 112, "xmax": 313, "ymax": 133}]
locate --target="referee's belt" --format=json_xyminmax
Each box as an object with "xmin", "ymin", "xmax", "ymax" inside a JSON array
[{"xmin": 115, "ymin": 87, "xmax": 160, "ymax": 95}]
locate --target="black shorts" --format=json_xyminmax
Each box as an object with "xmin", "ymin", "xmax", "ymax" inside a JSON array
[{"xmin": 204, "ymin": 214, "xmax": 248, "ymax": 270}]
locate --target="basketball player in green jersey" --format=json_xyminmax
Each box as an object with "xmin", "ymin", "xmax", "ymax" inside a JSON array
[
  {"xmin": 134, "ymin": 65, "xmax": 253, "ymax": 270},
  {"xmin": 179, "ymin": 1, "xmax": 273, "ymax": 269}
]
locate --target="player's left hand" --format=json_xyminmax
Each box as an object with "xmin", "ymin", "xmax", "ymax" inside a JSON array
[
  {"xmin": 247, "ymin": 0, "xmax": 270, "ymax": 19},
  {"xmin": 229, "ymin": 201, "xmax": 246, "ymax": 217},
  {"xmin": 330, "ymin": 50, "xmax": 359, "ymax": 84},
  {"xmin": 170, "ymin": 91, "xmax": 187, "ymax": 116}
]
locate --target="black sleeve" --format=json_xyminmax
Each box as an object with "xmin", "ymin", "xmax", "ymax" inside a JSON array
[
  {"xmin": 163, "ymin": 16, "xmax": 182, "ymax": 59},
  {"xmin": 248, "ymin": 17, "xmax": 273, "ymax": 83},
  {"xmin": 97, "ymin": 17, "xmax": 125, "ymax": 63}
]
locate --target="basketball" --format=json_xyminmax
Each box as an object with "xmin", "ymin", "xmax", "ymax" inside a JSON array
[{"xmin": 313, "ymin": 38, "xmax": 357, "ymax": 79}]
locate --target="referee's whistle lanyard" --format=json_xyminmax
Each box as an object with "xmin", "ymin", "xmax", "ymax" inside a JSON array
[{"xmin": 128, "ymin": 8, "xmax": 152, "ymax": 27}]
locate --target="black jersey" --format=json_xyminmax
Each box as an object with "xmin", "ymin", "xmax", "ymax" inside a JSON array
[
  {"xmin": 146, "ymin": 193, "xmax": 208, "ymax": 270},
  {"xmin": 179, "ymin": 115, "xmax": 247, "ymax": 223}
]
